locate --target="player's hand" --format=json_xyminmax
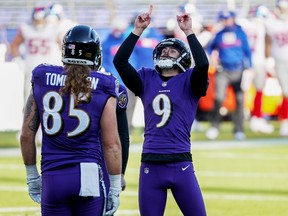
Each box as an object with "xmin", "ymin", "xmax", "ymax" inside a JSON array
[
  {"xmin": 105, "ymin": 188, "xmax": 121, "ymax": 215},
  {"xmin": 105, "ymin": 175, "xmax": 122, "ymax": 216},
  {"xmin": 133, "ymin": 5, "xmax": 153, "ymax": 35},
  {"xmin": 25, "ymin": 165, "xmax": 41, "ymax": 204},
  {"xmin": 121, "ymin": 174, "xmax": 126, "ymax": 191},
  {"xmin": 176, "ymin": 13, "xmax": 193, "ymax": 36},
  {"xmin": 27, "ymin": 175, "xmax": 42, "ymax": 203}
]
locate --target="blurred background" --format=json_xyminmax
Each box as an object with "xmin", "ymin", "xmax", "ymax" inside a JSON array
[
  {"xmin": 1, "ymin": 1, "xmax": 288, "ymax": 216},
  {"xmin": 0, "ymin": 0, "xmax": 280, "ymax": 132},
  {"xmin": 0, "ymin": 0, "xmax": 275, "ymax": 30}
]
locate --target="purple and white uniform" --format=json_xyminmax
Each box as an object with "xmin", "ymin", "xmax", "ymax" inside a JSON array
[
  {"xmin": 139, "ymin": 67, "xmax": 198, "ymax": 154},
  {"xmin": 114, "ymin": 32, "xmax": 208, "ymax": 216},
  {"xmin": 138, "ymin": 67, "xmax": 205, "ymax": 216},
  {"xmin": 32, "ymin": 64, "xmax": 118, "ymax": 216}
]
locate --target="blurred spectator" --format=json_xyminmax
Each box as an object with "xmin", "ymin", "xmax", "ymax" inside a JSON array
[
  {"xmin": 102, "ymin": 18, "xmax": 129, "ymax": 85},
  {"xmin": 0, "ymin": 24, "xmax": 8, "ymax": 62},
  {"xmin": 239, "ymin": 5, "xmax": 274, "ymax": 134},
  {"xmin": 9, "ymin": 5, "xmax": 62, "ymax": 103},
  {"xmin": 9, "ymin": 5, "xmax": 63, "ymax": 144},
  {"xmin": 45, "ymin": 3, "xmax": 77, "ymax": 40},
  {"xmin": 265, "ymin": 0, "xmax": 288, "ymax": 137},
  {"xmin": 205, "ymin": 10, "xmax": 252, "ymax": 140}
]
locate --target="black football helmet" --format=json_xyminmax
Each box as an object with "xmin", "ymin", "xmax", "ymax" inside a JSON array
[
  {"xmin": 153, "ymin": 38, "xmax": 191, "ymax": 73},
  {"xmin": 62, "ymin": 25, "xmax": 102, "ymax": 70}
]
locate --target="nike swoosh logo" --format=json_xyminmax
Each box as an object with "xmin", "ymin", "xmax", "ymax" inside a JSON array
[{"xmin": 181, "ymin": 164, "xmax": 190, "ymax": 171}]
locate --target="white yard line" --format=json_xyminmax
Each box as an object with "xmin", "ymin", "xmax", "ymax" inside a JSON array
[
  {"xmin": 1, "ymin": 138, "xmax": 287, "ymax": 156},
  {"xmin": 203, "ymin": 193, "xmax": 288, "ymax": 201},
  {"xmin": 197, "ymin": 171, "xmax": 288, "ymax": 178},
  {"xmin": 0, "ymin": 148, "xmax": 22, "ymax": 157},
  {"xmin": 0, "ymin": 192, "xmax": 287, "ymax": 214},
  {"xmin": 0, "ymin": 185, "xmax": 27, "ymax": 192},
  {"xmin": 129, "ymin": 138, "xmax": 288, "ymax": 152},
  {"xmin": 198, "ymin": 152, "xmax": 288, "ymax": 159},
  {"xmin": 1, "ymin": 189, "xmax": 287, "ymax": 215},
  {"xmin": 191, "ymin": 138, "xmax": 288, "ymax": 150},
  {"xmin": 0, "ymin": 164, "xmax": 24, "ymax": 170},
  {"xmin": 120, "ymin": 190, "xmax": 288, "ymax": 201},
  {"xmin": 0, "ymin": 207, "xmax": 40, "ymax": 213}
]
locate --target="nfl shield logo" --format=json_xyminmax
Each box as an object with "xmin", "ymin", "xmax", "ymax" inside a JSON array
[{"xmin": 144, "ymin": 167, "xmax": 149, "ymax": 174}]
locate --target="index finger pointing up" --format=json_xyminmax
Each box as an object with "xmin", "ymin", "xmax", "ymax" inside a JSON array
[{"xmin": 148, "ymin": 4, "xmax": 153, "ymax": 16}]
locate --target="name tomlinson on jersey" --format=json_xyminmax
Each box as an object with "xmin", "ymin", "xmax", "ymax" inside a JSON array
[{"xmin": 45, "ymin": 72, "xmax": 99, "ymax": 90}]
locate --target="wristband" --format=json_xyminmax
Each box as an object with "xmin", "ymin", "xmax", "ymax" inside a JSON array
[{"xmin": 109, "ymin": 174, "xmax": 121, "ymax": 191}]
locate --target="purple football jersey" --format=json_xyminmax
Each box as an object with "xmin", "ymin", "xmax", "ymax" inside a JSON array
[
  {"xmin": 138, "ymin": 67, "xmax": 199, "ymax": 154},
  {"xmin": 32, "ymin": 64, "xmax": 119, "ymax": 172}
]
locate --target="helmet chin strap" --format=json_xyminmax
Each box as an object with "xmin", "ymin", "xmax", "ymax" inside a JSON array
[
  {"xmin": 155, "ymin": 56, "xmax": 186, "ymax": 72},
  {"xmin": 155, "ymin": 59, "xmax": 174, "ymax": 69}
]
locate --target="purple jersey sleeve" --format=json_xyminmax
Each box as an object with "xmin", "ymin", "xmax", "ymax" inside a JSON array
[
  {"xmin": 32, "ymin": 64, "xmax": 118, "ymax": 172},
  {"xmin": 117, "ymin": 84, "xmax": 128, "ymax": 109},
  {"xmin": 138, "ymin": 67, "xmax": 199, "ymax": 154}
]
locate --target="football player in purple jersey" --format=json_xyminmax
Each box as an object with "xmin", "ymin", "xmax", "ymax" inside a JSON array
[
  {"xmin": 114, "ymin": 5, "xmax": 209, "ymax": 216},
  {"xmin": 101, "ymin": 83, "xmax": 130, "ymax": 192},
  {"xmin": 20, "ymin": 24, "xmax": 122, "ymax": 216}
]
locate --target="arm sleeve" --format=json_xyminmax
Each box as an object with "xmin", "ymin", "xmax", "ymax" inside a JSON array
[
  {"xmin": 116, "ymin": 107, "xmax": 130, "ymax": 174},
  {"xmin": 187, "ymin": 34, "xmax": 209, "ymax": 98},
  {"xmin": 113, "ymin": 33, "xmax": 143, "ymax": 96}
]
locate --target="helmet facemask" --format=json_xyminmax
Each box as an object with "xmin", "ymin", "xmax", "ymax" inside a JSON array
[{"xmin": 153, "ymin": 38, "xmax": 191, "ymax": 73}]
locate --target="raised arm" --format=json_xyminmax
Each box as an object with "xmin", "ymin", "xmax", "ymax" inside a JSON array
[
  {"xmin": 113, "ymin": 5, "xmax": 153, "ymax": 96},
  {"xmin": 177, "ymin": 13, "xmax": 209, "ymax": 97}
]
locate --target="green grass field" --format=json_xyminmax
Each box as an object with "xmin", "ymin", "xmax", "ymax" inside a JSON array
[{"xmin": 1, "ymin": 121, "xmax": 288, "ymax": 215}]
